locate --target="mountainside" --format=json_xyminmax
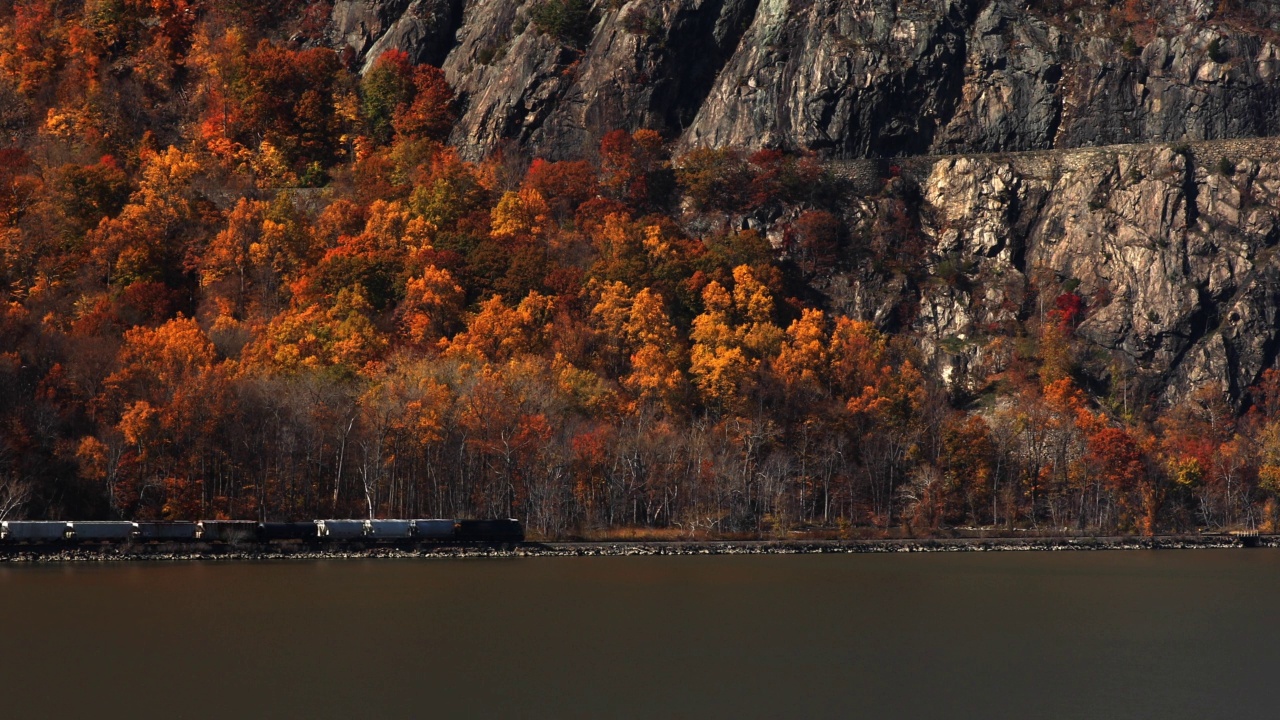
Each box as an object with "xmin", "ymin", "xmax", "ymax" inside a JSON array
[
  {"xmin": 328, "ymin": 0, "xmax": 1280, "ymax": 406},
  {"xmin": 8, "ymin": 0, "xmax": 1280, "ymax": 531},
  {"xmin": 331, "ymin": 0, "xmax": 1280, "ymax": 160}
]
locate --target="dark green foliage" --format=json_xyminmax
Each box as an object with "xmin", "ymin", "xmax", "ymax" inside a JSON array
[
  {"xmin": 677, "ymin": 148, "xmax": 753, "ymax": 212},
  {"xmin": 528, "ymin": 0, "xmax": 597, "ymax": 49},
  {"xmin": 621, "ymin": 4, "xmax": 663, "ymax": 37},
  {"xmin": 361, "ymin": 51, "xmax": 414, "ymax": 145},
  {"xmin": 313, "ymin": 254, "xmax": 405, "ymax": 311},
  {"xmin": 53, "ymin": 159, "xmax": 130, "ymax": 236}
]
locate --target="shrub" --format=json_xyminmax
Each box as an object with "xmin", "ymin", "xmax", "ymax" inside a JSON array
[
  {"xmin": 621, "ymin": 5, "xmax": 649, "ymax": 34},
  {"xmin": 786, "ymin": 210, "xmax": 842, "ymax": 273},
  {"xmin": 621, "ymin": 3, "xmax": 663, "ymax": 37},
  {"xmin": 676, "ymin": 148, "xmax": 752, "ymax": 212},
  {"xmin": 528, "ymin": 0, "xmax": 597, "ymax": 49}
]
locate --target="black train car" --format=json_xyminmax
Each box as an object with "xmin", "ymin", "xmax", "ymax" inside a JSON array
[
  {"xmin": 258, "ymin": 522, "xmax": 318, "ymax": 541},
  {"xmin": 199, "ymin": 520, "xmax": 257, "ymax": 543},
  {"xmin": 455, "ymin": 519, "xmax": 524, "ymax": 543},
  {"xmin": 136, "ymin": 522, "xmax": 199, "ymax": 541}
]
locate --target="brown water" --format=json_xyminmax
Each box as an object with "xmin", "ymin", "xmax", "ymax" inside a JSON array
[{"xmin": 1, "ymin": 550, "xmax": 1278, "ymax": 718}]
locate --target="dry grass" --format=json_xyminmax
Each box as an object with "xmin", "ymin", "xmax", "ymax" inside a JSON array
[{"xmin": 576, "ymin": 526, "xmax": 706, "ymax": 542}]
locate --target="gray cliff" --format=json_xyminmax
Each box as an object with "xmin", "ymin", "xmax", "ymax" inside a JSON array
[
  {"xmin": 330, "ymin": 0, "xmax": 1280, "ymax": 160},
  {"xmin": 824, "ymin": 138, "xmax": 1280, "ymax": 407}
]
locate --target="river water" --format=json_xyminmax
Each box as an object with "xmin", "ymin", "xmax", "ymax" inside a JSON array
[{"xmin": 2, "ymin": 550, "xmax": 1278, "ymax": 718}]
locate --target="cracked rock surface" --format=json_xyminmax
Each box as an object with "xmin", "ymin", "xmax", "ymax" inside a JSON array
[
  {"xmin": 330, "ymin": 0, "xmax": 1280, "ymax": 160},
  {"xmin": 823, "ymin": 138, "xmax": 1280, "ymax": 405}
]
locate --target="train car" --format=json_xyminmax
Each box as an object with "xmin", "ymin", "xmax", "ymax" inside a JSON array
[
  {"xmin": 2, "ymin": 518, "xmax": 523, "ymax": 545},
  {"xmin": 412, "ymin": 519, "xmax": 457, "ymax": 541},
  {"xmin": 136, "ymin": 522, "xmax": 199, "ymax": 541},
  {"xmin": 455, "ymin": 519, "xmax": 524, "ymax": 543},
  {"xmin": 69, "ymin": 521, "xmax": 135, "ymax": 541},
  {"xmin": 2, "ymin": 521, "xmax": 70, "ymax": 542},
  {"xmin": 317, "ymin": 519, "xmax": 365, "ymax": 539},
  {"xmin": 366, "ymin": 520, "xmax": 413, "ymax": 540},
  {"xmin": 198, "ymin": 520, "xmax": 258, "ymax": 543},
  {"xmin": 259, "ymin": 521, "xmax": 319, "ymax": 541}
]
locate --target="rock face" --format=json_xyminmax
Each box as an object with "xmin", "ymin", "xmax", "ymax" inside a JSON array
[
  {"xmin": 330, "ymin": 0, "xmax": 1280, "ymax": 160},
  {"xmin": 823, "ymin": 138, "xmax": 1280, "ymax": 406},
  {"xmin": 437, "ymin": 0, "xmax": 760, "ymax": 160},
  {"xmin": 330, "ymin": 0, "xmax": 466, "ymax": 72}
]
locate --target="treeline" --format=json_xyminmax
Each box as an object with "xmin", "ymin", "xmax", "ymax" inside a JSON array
[{"xmin": 2, "ymin": 1, "xmax": 1279, "ymax": 537}]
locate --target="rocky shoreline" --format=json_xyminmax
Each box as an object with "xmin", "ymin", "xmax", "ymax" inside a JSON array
[{"xmin": 0, "ymin": 535, "xmax": 1270, "ymax": 563}]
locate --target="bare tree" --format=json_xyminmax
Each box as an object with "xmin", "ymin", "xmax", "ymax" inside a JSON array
[{"xmin": 0, "ymin": 475, "xmax": 31, "ymax": 521}]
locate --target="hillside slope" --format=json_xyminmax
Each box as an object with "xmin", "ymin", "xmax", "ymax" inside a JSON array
[{"xmin": 5, "ymin": 0, "xmax": 1280, "ymax": 530}]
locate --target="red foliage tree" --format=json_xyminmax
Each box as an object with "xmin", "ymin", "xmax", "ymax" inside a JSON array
[{"xmin": 391, "ymin": 63, "xmax": 456, "ymax": 143}]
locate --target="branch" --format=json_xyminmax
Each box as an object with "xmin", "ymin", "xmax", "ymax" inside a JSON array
[{"xmin": 0, "ymin": 475, "xmax": 32, "ymax": 521}]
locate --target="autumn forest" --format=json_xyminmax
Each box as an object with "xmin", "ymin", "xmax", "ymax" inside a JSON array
[{"xmin": 2, "ymin": 0, "xmax": 1278, "ymax": 539}]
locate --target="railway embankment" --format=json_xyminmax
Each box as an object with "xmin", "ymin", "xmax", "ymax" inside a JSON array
[{"xmin": 0, "ymin": 535, "xmax": 1268, "ymax": 562}]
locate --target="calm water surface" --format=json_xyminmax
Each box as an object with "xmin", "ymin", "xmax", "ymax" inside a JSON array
[{"xmin": 2, "ymin": 550, "xmax": 1279, "ymax": 718}]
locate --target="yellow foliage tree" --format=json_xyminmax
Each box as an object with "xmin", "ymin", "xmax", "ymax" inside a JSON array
[
  {"xmin": 691, "ymin": 281, "xmax": 750, "ymax": 410},
  {"xmin": 88, "ymin": 146, "xmax": 203, "ymax": 286},
  {"xmin": 490, "ymin": 187, "xmax": 550, "ymax": 241},
  {"xmin": 246, "ymin": 286, "xmax": 386, "ymax": 372},
  {"xmin": 202, "ymin": 198, "xmax": 265, "ymax": 301},
  {"xmin": 105, "ymin": 315, "xmax": 217, "ymax": 403},
  {"xmin": 445, "ymin": 291, "xmax": 557, "ymax": 362},
  {"xmin": 774, "ymin": 308, "xmax": 828, "ymax": 397},
  {"xmin": 829, "ymin": 317, "xmax": 889, "ymax": 406},
  {"xmin": 689, "ymin": 266, "xmax": 783, "ymax": 411},
  {"xmin": 399, "ymin": 265, "xmax": 464, "ymax": 347},
  {"xmin": 622, "ymin": 288, "xmax": 684, "ymax": 409}
]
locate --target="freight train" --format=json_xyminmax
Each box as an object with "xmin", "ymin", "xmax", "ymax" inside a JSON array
[{"xmin": 0, "ymin": 518, "xmax": 524, "ymax": 544}]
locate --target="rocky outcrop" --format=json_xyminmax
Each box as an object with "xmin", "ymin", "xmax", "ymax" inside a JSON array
[
  {"xmin": 823, "ymin": 138, "xmax": 1280, "ymax": 406},
  {"xmin": 330, "ymin": 0, "xmax": 466, "ymax": 72},
  {"xmin": 437, "ymin": 0, "xmax": 760, "ymax": 160},
  {"xmin": 330, "ymin": 0, "xmax": 1280, "ymax": 161},
  {"xmin": 686, "ymin": 0, "xmax": 1280, "ymax": 158}
]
